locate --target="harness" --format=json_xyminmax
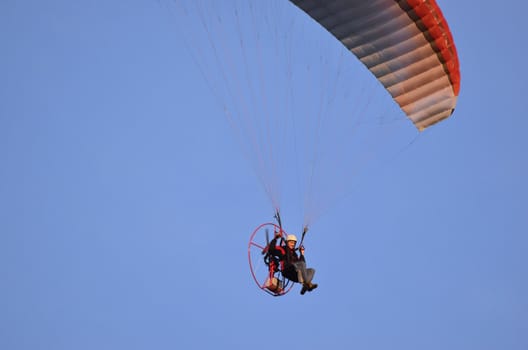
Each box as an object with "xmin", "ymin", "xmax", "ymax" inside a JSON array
[{"xmin": 263, "ymin": 244, "xmax": 289, "ymax": 294}]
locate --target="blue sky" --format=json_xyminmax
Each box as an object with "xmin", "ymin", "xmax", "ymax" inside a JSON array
[{"xmin": 1, "ymin": 1, "xmax": 527, "ymax": 349}]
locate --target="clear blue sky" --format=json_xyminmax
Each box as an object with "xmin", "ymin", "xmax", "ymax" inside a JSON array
[{"xmin": 1, "ymin": 1, "xmax": 527, "ymax": 349}]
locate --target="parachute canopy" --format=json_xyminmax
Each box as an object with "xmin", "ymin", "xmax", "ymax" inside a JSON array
[{"xmin": 289, "ymin": 0, "xmax": 460, "ymax": 130}]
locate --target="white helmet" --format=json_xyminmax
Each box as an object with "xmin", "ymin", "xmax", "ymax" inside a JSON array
[{"xmin": 286, "ymin": 234, "xmax": 297, "ymax": 242}]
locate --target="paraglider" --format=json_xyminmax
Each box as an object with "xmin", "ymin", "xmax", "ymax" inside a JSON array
[
  {"xmin": 168, "ymin": 0, "xmax": 460, "ymax": 296},
  {"xmin": 247, "ymin": 0, "xmax": 460, "ymax": 296}
]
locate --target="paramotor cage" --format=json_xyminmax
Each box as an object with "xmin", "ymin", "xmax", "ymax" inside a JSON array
[{"xmin": 248, "ymin": 223, "xmax": 294, "ymax": 296}]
